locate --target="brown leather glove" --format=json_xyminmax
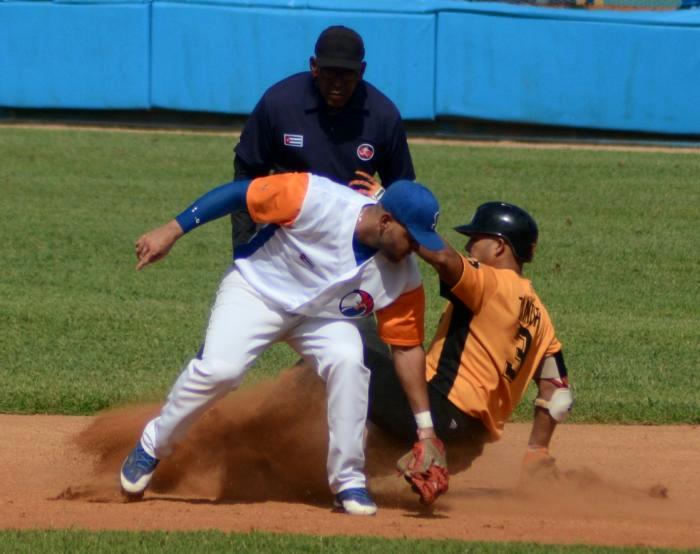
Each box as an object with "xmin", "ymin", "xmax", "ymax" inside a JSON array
[{"xmin": 396, "ymin": 437, "xmax": 449, "ymax": 505}]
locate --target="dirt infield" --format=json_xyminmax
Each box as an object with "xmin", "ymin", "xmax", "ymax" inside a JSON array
[{"xmin": 2, "ymin": 368, "xmax": 699, "ymax": 549}]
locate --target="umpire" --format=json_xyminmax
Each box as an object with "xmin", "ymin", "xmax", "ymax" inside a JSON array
[{"xmin": 231, "ymin": 25, "xmax": 415, "ymax": 248}]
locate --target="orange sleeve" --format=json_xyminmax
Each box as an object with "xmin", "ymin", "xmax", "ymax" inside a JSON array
[
  {"xmin": 449, "ymin": 254, "xmax": 497, "ymax": 312},
  {"xmin": 246, "ymin": 173, "xmax": 309, "ymax": 226},
  {"xmin": 375, "ymin": 285, "xmax": 425, "ymax": 347},
  {"xmin": 545, "ymin": 336, "xmax": 562, "ymax": 357}
]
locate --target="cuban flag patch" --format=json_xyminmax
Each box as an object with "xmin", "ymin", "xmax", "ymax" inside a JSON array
[{"xmin": 284, "ymin": 134, "xmax": 304, "ymax": 148}]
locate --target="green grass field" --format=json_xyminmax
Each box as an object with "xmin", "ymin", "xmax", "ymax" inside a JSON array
[
  {"xmin": 1, "ymin": 126, "xmax": 698, "ymax": 552},
  {"xmin": 1, "ymin": 127, "xmax": 697, "ymax": 422},
  {"xmin": 0, "ymin": 530, "xmax": 687, "ymax": 554}
]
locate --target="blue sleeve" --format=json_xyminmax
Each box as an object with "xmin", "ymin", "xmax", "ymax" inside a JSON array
[
  {"xmin": 377, "ymin": 106, "xmax": 416, "ymax": 188},
  {"xmin": 377, "ymin": 113, "xmax": 415, "ymax": 186},
  {"xmin": 175, "ymin": 180, "xmax": 251, "ymax": 233}
]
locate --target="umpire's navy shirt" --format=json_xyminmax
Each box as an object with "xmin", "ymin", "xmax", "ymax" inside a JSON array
[{"xmin": 234, "ymin": 72, "xmax": 415, "ymax": 186}]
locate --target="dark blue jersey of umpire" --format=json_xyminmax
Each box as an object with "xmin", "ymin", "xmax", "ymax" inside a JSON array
[
  {"xmin": 234, "ymin": 72, "xmax": 415, "ymax": 185},
  {"xmin": 231, "ymin": 72, "xmax": 415, "ymax": 249}
]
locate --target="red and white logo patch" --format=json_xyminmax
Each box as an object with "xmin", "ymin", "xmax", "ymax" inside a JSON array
[
  {"xmin": 284, "ymin": 134, "xmax": 304, "ymax": 148},
  {"xmin": 356, "ymin": 143, "xmax": 375, "ymax": 161},
  {"xmin": 339, "ymin": 289, "xmax": 375, "ymax": 317}
]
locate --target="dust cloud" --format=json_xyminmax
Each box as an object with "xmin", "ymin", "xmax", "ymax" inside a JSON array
[{"xmin": 73, "ymin": 364, "xmax": 670, "ymax": 516}]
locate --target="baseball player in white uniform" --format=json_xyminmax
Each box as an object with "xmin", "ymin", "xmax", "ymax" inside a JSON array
[{"xmin": 120, "ymin": 172, "xmax": 445, "ymax": 515}]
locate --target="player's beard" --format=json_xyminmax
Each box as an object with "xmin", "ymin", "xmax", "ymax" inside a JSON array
[{"xmin": 377, "ymin": 234, "xmax": 408, "ymax": 263}]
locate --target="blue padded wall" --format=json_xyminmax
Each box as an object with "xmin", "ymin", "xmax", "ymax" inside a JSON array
[
  {"xmin": 1, "ymin": 0, "xmax": 699, "ymax": 134},
  {"xmin": 435, "ymin": 3, "xmax": 700, "ymax": 134},
  {"xmin": 150, "ymin": 4, "xmax": 435, "ymax": 119},
  {"xmin": 0, "ymin": 1, "xmax": 150, "ymax": 109}
]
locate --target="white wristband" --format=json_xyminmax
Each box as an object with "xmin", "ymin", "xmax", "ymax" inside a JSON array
[{"xmin": 414, "ymin": 410, "xmax": 434, "ymax": 430}]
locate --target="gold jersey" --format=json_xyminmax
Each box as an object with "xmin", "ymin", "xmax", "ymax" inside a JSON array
[{"xmin": 426, "ymin": 255, "xmax": 561, "ymax": 440}]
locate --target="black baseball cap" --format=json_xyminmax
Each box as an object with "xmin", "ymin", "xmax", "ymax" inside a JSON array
[{"xmin": 314, "ymin": 26, "xmax": 365, "ymax": 71}]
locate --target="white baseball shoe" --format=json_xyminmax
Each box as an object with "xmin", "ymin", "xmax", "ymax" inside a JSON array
[{"xmin": 120, "ymin": 442, "xmax": 159, "ymax": 499}]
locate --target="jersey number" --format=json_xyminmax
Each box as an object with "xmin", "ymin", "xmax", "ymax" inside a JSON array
[{"xmin": 504, "ymin": 325, "xmax": 533, "ymax": 382}]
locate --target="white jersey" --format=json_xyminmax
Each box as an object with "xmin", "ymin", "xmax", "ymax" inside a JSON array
[
  {"xmin": 234, "ymin": 173, "xmax": 422, "ymax": 320},
  {"xmin": 139, "ymin": 172, "xmax": 427, "ymax": 499}
]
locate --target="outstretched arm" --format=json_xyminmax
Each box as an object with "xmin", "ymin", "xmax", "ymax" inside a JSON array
[
  {"xmin": 415, "ymin": 241, "xmax": 464, "ymax": 288},
  {"xmin": 528, "ymin": 377, "xmax": 559, "ymax": 450},
  {"xmin": 135, "ymin": 219, "xmax": 184, "ymax": 270},
  {"xmin": 391, "ymin": 345, "xmax": 435, "ymax": 440},
  {"xmin": 391, "ymin": 343, "xmax": 449, "ymax": 506},
  {"xmin": 521, "ymin": 378, "xmax": 560, "ymax": 480},
  {"xmin": 528, "ymin": 353, "xmax": 572, "ymax": 450},
  {"xmin": 134, "ymin": 179, "xmax": 250, "ymax": 270},
  {"xmin": 522, "ymin": 354, "xmax": 572, "ymax": 480}
]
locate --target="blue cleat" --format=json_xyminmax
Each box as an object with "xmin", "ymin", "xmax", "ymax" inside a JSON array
[
  {"xmin": 120, "ymin": 442, "xmax": 159, "ymax": 499},
  {"xmin": 334, "ymin": 487, "xmax": 377, "ymax": 516}
]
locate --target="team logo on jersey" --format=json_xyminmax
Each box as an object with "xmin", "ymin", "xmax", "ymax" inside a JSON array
[
  {"xmin": 284, "ymin": 134, "xmax": 304, "ymax": 148},
  {"xmin": 356, "ymin": 143, "xmax": 375, "ymax": 161},
  {"xmin": 339, "ymin": 289, "xmax": 375, "ymax": 317},
  {"xmin": 431, "ymin": 211, "xmax": 440, "ymax": 230}
]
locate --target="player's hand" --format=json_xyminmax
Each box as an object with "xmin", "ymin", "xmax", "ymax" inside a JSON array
[
  {"xmin": 520, "ymin": 446, "xmax": 560, "ymax": 484},
  {"xmin": 135, "ymin": 219, "xmax": 184, "ymax": 270},
  {"xmin": 349, "ymin": 170, "xmax": 384, "ymax": 200}
]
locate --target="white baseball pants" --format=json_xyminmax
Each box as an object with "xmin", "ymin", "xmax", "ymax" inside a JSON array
[{"xmin": 140, "ymin": 267, "xmax": 370, "ymax": 494}]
